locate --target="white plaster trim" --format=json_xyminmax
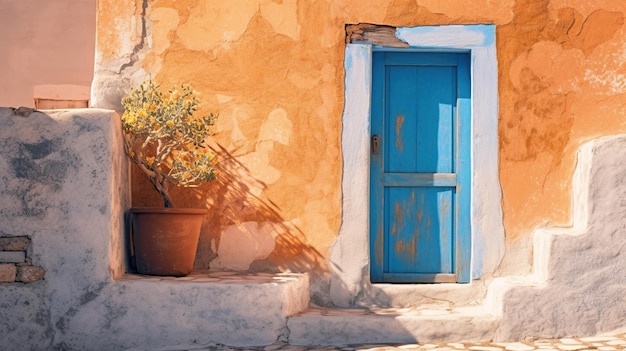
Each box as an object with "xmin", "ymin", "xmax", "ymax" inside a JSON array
[
  {"xmin": 396, "ymin": 25, "xmax": 495, "ymax": 48},
  {"xmin": 330, "ymin": 44, "xmax": 373, "ymax": 306},
  {"xmin": 330, "ymin": 25, "xmax": 503, "ymax": 307}
]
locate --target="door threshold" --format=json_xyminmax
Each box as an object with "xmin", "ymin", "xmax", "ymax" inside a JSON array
[{"xmin": 376, "ymin": 273, "xmax": 457, "ymax": 283}]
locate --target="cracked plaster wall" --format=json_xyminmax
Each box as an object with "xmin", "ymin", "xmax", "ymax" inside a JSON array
[{"xmin": 92, "ymin": 0, "xmax": 626, "ymax": 299}]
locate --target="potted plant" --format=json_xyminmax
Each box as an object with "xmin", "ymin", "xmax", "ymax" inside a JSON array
[{"xmin": 120, "ymin": 80, "xmax": 218, "ymax": 276}]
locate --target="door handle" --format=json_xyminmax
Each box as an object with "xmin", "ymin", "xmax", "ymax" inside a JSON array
[{"xmin": 372, "ymin": 135, "xmax": 379, "ymax": 154}]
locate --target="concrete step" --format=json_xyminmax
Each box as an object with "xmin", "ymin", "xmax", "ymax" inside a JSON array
[
  {"xmin": 115, "ymin": 271, "xmax": 311, "ymax": 348},
  {"xmin": 287, "ymin": 305, "xmax": 497, "ymax": 346}
]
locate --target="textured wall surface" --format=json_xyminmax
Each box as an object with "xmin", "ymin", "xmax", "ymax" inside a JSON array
[
  {"xmin": 496, "ymin": 135, "xmax": 626, "ymax": 340},
  {"xmin": 0, "ymin": 108, "xmax": 310, "ymax": 350},
  {"xmin": 0, "ymin": 107, "xmax": 127, "ymax": 349},
  {"xmin": 91, "ymin": 0, "xmax": 626, "ymax": 295}
]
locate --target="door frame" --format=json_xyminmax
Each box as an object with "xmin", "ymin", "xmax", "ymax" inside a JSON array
[{"xmin": 329, "ymin": 24, "xmax": 503, "ymax": 307}]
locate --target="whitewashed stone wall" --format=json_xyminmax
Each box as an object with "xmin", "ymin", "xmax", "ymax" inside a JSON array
[
  {"xmin": 0, "ymin": 107, "xmax": 128, "ymax": 349},
  {"xmin": 494, "ymin": 135, "xmax": 626, "ymax": 340},
  {"xmin": 0, "ymin": 107, "xmax": 309, "ymax": 350}
]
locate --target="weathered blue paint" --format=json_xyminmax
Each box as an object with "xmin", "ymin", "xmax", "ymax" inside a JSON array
[
  {"xmin": 456, "ymin": 54, "xmax": 472, "ymax": 283},
  {"xmin": 370, "ymin": 52, "xmax": 471, "ymax": 283}
]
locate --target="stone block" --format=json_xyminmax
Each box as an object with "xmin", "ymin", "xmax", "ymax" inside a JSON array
[
  {"xmin": 63, "ymin": 272, "xmax": 310, "ymax": 350},
  {"xmin": 0, "ymin": 264, "xmax": 17, "ymax": 282},
  {"xmin": 287, "ymin": 307, "xmax": 497, "ymax": 345},
  {"xmin": 0, "ymin": 251, "xmax": 25, "ymax": 263},
  {"xmin": 0, "ymin": 237, "xmax": 30, "ymax": 251},
  {"xmin": 16, "ymin": 265, "xmax": 44, "ymax": 283}
]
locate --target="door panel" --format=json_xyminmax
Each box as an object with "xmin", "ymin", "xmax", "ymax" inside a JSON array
[
  {"xmin": 370, "ymin": 52, "xmax": 470, "ymax": 283},
  {"xmin": 385, "ymin": 187, "xmax": 453, "ymax": 274},
  {"xmin": 386, "ymin": 65, "xmax": 455, "ymax": 174}
]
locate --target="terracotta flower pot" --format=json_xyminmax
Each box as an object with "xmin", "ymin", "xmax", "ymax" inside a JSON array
[{"xmin": 129, "ymin": 207, "xmax": 207, "ymax": 276}]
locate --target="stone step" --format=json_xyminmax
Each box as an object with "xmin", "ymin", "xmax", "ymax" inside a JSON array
[
  {"xmin": 287, "ymin": 305, "xmax": 497, "ymax": 346},
  {"xmin": 115, "ymin": 271, "xmax": 310, "ymax": 348}
]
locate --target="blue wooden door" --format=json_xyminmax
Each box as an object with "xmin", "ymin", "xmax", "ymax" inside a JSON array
[{"xmin": 370, "ymin": 52, "xmax": 471, "ymax": 283}]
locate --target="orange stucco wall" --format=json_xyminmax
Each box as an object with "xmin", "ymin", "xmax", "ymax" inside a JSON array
[{"xmin": 94, "ymin": 0, "xmax": 626, "ymax": 277}]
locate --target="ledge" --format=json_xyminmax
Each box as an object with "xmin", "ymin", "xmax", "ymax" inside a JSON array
[
  {"xmin": 116, "ymin": 270, "xmax": 311, "ymax": 318},
  {"xmin": 288, "ymin": 304, "xmax": 496, "ymax": 345},
  {"xmin": 119, "ymin": 270, "xmax": 307, "ymax": 285}
]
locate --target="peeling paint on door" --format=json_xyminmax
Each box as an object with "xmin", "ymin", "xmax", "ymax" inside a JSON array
[{"xmin": 395, "ymin": 114, "xmax": 405, "ymax": 151}]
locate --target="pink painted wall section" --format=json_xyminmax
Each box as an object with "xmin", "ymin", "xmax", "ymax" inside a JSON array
[
  {"xmin": 92, "ymin": 0, "xmax": 626, "ymax": 288},
  {"xmin": 0, "ymin": 1, "xmax": 95, "ymax": 107}
]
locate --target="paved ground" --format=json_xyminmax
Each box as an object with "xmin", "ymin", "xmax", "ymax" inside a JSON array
[{"xmin": 176, "ymin": 330, "xmax": 626, "ymax": 351}]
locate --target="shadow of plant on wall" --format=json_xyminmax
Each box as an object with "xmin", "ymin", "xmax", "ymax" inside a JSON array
[{"xmin": 181, "ymin": 144, "xmax": 326, "ymax": 278}]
